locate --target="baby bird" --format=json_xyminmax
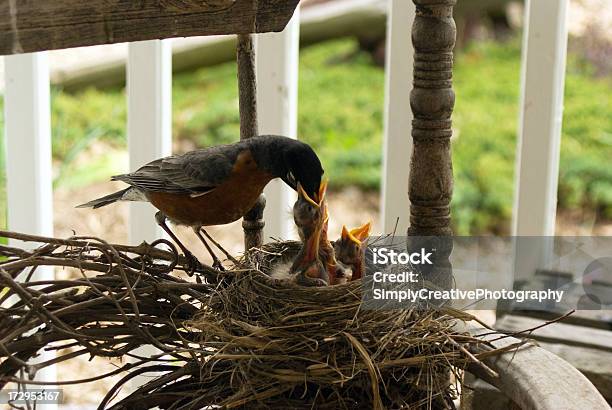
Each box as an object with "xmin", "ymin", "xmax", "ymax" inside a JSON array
[
  {"xmin": 333, "ymin": 222, "xmax": 372, "ymax": 281},
  {"xmin": 290, "ymin": 182, "xmax": 329, "ymax": 286},
  {"xmin": 270, "ymin": 182, "xmax": 328, "ymax": 286},
  {"xmin": 318, "ymin": 199, "xmax": 349, "ymax": 285}
]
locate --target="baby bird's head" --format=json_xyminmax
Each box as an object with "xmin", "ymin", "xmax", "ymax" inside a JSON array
[
  {"xmin": 293, "ymin": 180, "xmax": 327, "ymax": 239},
  {"xmin": 334, "ymin": 222, "xmax": 372, "ymax": 265}
]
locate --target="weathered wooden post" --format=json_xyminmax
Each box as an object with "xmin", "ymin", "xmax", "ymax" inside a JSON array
[
  {"xmin": 237, "ymin": 33, "xmax": 266, "ymax": 251},
  {"xmin": 406, "ymin": 3, "xmax": 456, "ymax": 403},
  {"xmin": 408, "ymin": 0, "xmax": 456, "ymax": 289}
]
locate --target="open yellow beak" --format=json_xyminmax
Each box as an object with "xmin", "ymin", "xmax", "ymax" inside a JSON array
[
  {"xmin": 341, "ymin": 221, "xmax": 372, "ymax": 245},
  {"xmin": 317, "ymin": 179, "xmax": 328, "ymax": 205},
  {"xmin": 297, "ymin": 183, "xmax": 320, "ymax": 208}
]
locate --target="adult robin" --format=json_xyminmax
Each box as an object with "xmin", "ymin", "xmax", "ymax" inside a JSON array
[{"xmin": 77, "ymin": 135, "xmax": 324, "ymax": 270}]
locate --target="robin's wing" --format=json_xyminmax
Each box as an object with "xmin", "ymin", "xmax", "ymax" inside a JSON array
[{"xmin": 112, "ymin": 144, "xmax": 242, "ymax": 195}]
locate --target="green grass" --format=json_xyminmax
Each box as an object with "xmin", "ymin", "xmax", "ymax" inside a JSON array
[
  {"xmin": 0, "ymin": 37, "xmax": 610, "ymax": 234},
  {"xmin": 452, "ymin": 38, "xmax": 612, "ymax": 233},
  {"xmin": 171, "ymin": 39, "xmax": 385, "ymax": 189},
  {"xmin": 452, "ymin": 40, "xmax": 522, "ymax": 233}
]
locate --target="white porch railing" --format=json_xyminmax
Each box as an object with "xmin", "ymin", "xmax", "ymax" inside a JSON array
[
  {"xmin": 127, "ymin": 39, "xmax": 173, "ymax": 245},
  {"xmin": 381, "ymin": 0, "xmax": 415, "ymax": 235},
  {"xmin": 513, "ymin": 0, "xmax": 569, "ymax": 237},
  {"xmin": 512, "ymin": 0, "xmax": 569, "ymax": 280},
  {"xmin": 257, "ymin": 8, "xmax": 301, "ymax": 240},
  {"xmin": 3, "ymin": 52, "xmax": 57, "ymax": 405},
  {"xmin": 125, "ymin": 38, "xmax": 173, "ymax": 388},
  {"xmin": 1, "ymin": 0, "xmax": 570, "ymax": 387}
]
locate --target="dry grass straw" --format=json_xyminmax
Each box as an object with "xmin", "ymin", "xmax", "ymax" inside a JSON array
[
  {"xmin": 0, "ymin": 232, "xmax": 503, "ymax": 409},
  {"xmin": 184, "ymin": 241, "xmax": 488, "ymax": 409}
]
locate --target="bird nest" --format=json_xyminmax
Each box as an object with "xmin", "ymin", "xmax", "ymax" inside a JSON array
[{"xmin": 0, "ymin": 231, "xmax": 510, "ymax": 409}]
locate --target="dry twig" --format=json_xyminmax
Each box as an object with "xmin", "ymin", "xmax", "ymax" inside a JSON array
[{"xmin": 0, "ymin": 233, "xmax": 514, "ymax": 409}]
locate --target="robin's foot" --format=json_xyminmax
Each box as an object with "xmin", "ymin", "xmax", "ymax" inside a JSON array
[
  {"xmin": 182, "ymin": 251, "xmax": 202, "ymax": 275},
  {"xmin": 211, "ymin": 258, "xmax": 225, "ymax": 272}
]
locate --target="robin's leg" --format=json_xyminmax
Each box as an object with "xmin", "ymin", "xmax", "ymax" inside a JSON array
[
  {"xmin": 200, "ymin": 229, "xmax": 240, "ymax": 266},
  {"xmin": 192, "ymin": 227, "xmax": 225, "ymax": 271},
  {"xmin": 155, "ymin": 211, "xmax": 200, "ymax": 273}
]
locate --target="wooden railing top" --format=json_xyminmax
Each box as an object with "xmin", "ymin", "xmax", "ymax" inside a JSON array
[
  {"xmin": 0, "ymin": 0, "xmax": 301, "ymax": 55},
  {"xmin": 457, "ymin": 321, "xmax": 609, "ymax": 410}
]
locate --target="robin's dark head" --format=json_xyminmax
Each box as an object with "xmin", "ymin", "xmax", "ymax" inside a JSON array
[
  {"xmin": 249, "ymin": 135, "xmax": 324, "ymax": 199},
  {"xmin": 282, "ymin": 142, "xmax": 324, "ymax": 199}
]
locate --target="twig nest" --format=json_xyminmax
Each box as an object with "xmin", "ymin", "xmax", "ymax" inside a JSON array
[{"xmin": 185, "ymin": 241, "xmax": 474, "ymax": 408}]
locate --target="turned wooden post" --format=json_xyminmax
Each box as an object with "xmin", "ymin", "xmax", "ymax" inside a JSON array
[
  {"xmin": 237, "ymin": 34, "xmax": 266, "ymax": 251},
  {"xmin": 408, "ymin": 0, "xmax": 456, "ymax": 288}
]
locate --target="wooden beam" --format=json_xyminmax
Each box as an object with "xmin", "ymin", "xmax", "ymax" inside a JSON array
[
  {"xmin": 257, "ymin": 9, "xmax": 300, "ymax": 241},
  {"xmin": 51, "ymin": 0, "xmax": 388, "ymax": 92},
  {"xmin": 381, "ymin": 0, "xmax": 415, "ymax": 235},
  {"xmin": 512, "ymin": 0, "xmax": 569, "ymax": 237},
  {"xmin": 237, "ymin": 34, "xmax": 265, "ymax": 251},
  {"xmin": 0, "ymin": 0, "xmax": 300, "ymax": 56},
  {"xmin": 495, "ymin": 315, "xmax": 612, "ymax": 352}
]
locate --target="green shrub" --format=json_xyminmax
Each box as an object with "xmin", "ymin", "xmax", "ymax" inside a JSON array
[{"xmin": 452, "ymin": 38, "xmax": 612, "ymax": 232}]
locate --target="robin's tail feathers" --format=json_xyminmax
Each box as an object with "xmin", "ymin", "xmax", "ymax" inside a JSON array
[{"xmin": 76, "ymin": 187, "xmax": 140, "ymax": 209}]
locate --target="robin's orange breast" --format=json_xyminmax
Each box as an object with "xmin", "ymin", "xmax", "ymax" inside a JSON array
[{"xmin": 146, "ymin": 150, "xmax": 273, "ymax": 227}]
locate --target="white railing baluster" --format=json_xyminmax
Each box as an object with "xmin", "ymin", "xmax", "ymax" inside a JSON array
[
  {"xmin": 126, "ymin": 39, "xmax": 172, "ymax": 389},
  {"xmin": 256, "ymin": 9, "xmax": 300, "ymax": 240},
  {"xmin": 381, "ymin": 0, "xmax": 415, "ymax": 235},
  {"xmin": 127, "ymin": 40, "xmax": 173, "ymax": 245},
  {"xmin": 4, "ymin": 52, "xmax": 56, "ymax": 403},
  {"xmin": 513, "ymin": 0, "xmax": 569, "ymax": 237},
  {"xmin": 512, "ymin": 0, "xmax": 569, "ymax": 281}
]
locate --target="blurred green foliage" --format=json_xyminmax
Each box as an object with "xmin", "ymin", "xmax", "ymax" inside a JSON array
[
  {"xmin": 171, "ymin": 39, "xmax": 385, "ymax": 189},
  {"xmin": 0, "ymin": 37, "xmax": 610, "ymax": 234},
  {"xmin": 453, "ymin": 38, "xmax": 612, "ymax": 233}
]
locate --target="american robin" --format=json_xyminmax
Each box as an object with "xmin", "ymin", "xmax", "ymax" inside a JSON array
[
  {"xmin": 77, "ymin": 135, "xmax": 324, "ymax": 270},
  {"xmin": 289, "ymin": 182, "xmax": 328, "ymax": 286},
  {"xmin": 333, "ymin": 222, "xmax": 371, "ymax": 281}
]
